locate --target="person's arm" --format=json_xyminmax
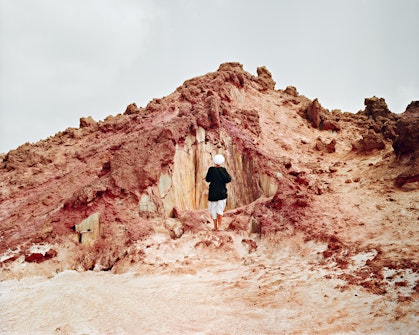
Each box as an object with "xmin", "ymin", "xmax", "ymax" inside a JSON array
[{"xmin": 222, "ymin": 168, "xmax": 232, "ymax": 183}]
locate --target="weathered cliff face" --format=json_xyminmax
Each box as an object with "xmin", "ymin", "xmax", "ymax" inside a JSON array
[
  {"xmin": 0, "ymin": 63, "xmax": 291, "ymax": 260},
  {"xmin": 0, "ymin": 62, "xmax": 417, "ymax": 282}
]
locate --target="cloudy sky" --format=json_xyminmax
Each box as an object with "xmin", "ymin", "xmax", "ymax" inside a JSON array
[{"xmin": 1, "ymin": 0, "xmax": 418, "ymax": 153}]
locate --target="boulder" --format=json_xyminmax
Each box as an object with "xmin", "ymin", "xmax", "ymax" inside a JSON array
[
  {"xmin": 79, "ymin": 116, "xmax": 97, "ymax": 128},
  {"xmin": 392, "ymin": 101, "xmax": 419, "ymax": 187},
  {"xmin": 364, "ymin": 96, "xmax": 391, "ymax": 120},
  {"xmin": 393, "ymin": 101, "xmax": 419, "ymax": 156},
  {"xmin": 163, "ymin": 218, "xmax": 184, "ymax": 239},
  {"xmin": 301, "ymin": 98, "xmax": 341, "ymax": 131},
  {"xmin": 395, "ymin": 174, "xmax": 419, "ymax": 188},
  {"xmin": 315, "ymin": 137, "xmax": 336, "ymax": 153},
  {"xmin": 323, "ymin": 119, "xmax": 341, "ymax": 131},
  {"xmin": 284, "ymin": 86, "xmax": 299, "ymax": 97},
  {"xmin": 306, "ymin": 99, "xmax": 322, "ymax": 129},
  {"xmin": 352, "ymin": 130, "xmax": 385, "ymax": 152},
  {"xmin": 124, "ymin": 102, "xmax": 139, "ymax": 115},
  {"xmin": 25, "ymin": 249, "xmax": 57, "ymax": 263},
  {"xmin": 218, "ymin": 62, "xmax": 244, "ymax": 72}
]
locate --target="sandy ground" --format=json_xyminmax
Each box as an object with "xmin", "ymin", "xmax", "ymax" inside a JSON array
[{"xmin": 1, "ymin": 229, "xmax": 418, "ymax": 335}]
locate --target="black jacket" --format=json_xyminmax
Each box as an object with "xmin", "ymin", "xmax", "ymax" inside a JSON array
[{"xmin": 205, "ymin": 167, "xmax": 232, "ymax": 201}]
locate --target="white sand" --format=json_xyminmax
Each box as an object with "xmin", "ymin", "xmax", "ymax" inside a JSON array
[{"xmin": 1, "ymin": 231, "xmax": 418, "ymax": 335}]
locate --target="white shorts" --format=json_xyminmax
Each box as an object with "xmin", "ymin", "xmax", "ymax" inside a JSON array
[{"xmin": 208, "ymin": 199, "xmax": 227, "ymax": 219}]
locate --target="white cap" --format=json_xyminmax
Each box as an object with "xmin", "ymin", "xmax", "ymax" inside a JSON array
[{"xmin": 213, "ymin": 154, "xmax": 225, "ymax": 165}]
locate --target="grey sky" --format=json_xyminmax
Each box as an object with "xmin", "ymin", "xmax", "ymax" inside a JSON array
[{"xmin": 1, "ymin": 0, "xmax": 418, "ymax": 153}]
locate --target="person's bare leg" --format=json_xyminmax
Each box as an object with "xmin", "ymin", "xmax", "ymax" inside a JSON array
[
  {"xmin": 217, "ymin": 214, "xmax": 222, "ymax": 230},
  {"xmin": 213, "ymin": 219, "xmax": 218, "ymax": 231}
]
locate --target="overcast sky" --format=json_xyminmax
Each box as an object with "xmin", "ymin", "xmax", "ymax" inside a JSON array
[{"xmin": 1, "ymin": 0, "xmax": 418, "ymax": 153}]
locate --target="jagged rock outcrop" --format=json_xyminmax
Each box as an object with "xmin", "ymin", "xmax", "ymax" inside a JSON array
[
  {"xmin": 0, "ymin": 62, "xmax": 294, "ymax": 265},
  {"xmin": 124, "ymin": 102, "xmax": 140, "ymax": 115},
  {"xmin": 256, "ymin": 66, "xmax": 276, "ymax": 90},
  {"xmin": 364, "ymin": 96, "xmax": 391, "ymax": 119},
  {"xmin": 284, "ymin": 86, "xmax": 298, "ymax": 97},
  {"xmin": 0, "ymin": 62, "xmax": 417, "ymax": 276},
  {"xmin": 315, "ymin": 137, "xmax": 336, "ymax": 153},
  {"xmin": 356, "ymin": 96, "xmax": 399, "ymax": 140},
  {"xmin": 351, "ymin": 129, "xmax": 386, "ymax": 153},
  {"xmin": 79, "ymin": 116, "xmax": 97, "ymax": 128},
  {"xmin": 392, "ymin": 101, "xmax": 419, "ymax": 187},
  {"xmin": 300, "ymin": 98, "xmax": 340, "ymax": 131},
  {"xmin": 393, "ymin": 101, "xmax": 419, "ymax": 156},
  {"xmin": 306, "ymin": 98, "xmax": 322, "ymax": 129}
]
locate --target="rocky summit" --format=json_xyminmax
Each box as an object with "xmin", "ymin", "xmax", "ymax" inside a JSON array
[{"xmin": 0, "ymin": 63, "xmax": 418, "ymax": 334}]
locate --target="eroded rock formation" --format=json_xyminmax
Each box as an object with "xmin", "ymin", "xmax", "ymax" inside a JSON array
[
  {"xmin": 0, "ymin": 63, "xmax": 417, "ymax": 292},
  {"xmin": 392, "ymin": 101, "xmax": 419, "ymax": 186}
]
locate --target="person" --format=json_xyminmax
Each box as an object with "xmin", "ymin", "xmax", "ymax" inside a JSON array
[{"xmin": 205, "ymin": 154, "xmax": 232, "ymax": 231}]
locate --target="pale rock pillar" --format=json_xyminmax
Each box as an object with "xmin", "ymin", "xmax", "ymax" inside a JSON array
[
  {"xmin": 74, "ymin": 212, "xmax": 103, "ymax": 245},
  {"xmin": 160, "ymin": 127, "xmax": 214, "ymax": 216},
  {"xmin": 157, "ymin": 126, "xmax": 278, "ymax": 217}
]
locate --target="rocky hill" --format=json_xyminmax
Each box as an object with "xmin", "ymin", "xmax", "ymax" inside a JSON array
[{"xmin": 1, "ymin": 63, "xmax": 418, "ymax": 334}]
